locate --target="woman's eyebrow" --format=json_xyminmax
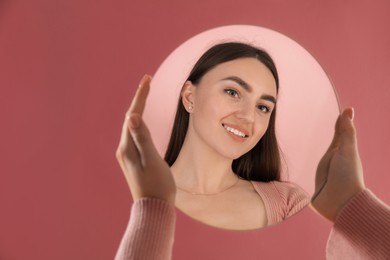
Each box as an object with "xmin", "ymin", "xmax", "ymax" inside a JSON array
[
  {"xmin": 222, "ymin": 76, "xmax": 277, "ymax": 104},
  {"xmin": 261, "ymin": 94, "xmax": 277, "ymax": 104},
  {"xmin": 222, "ymin": 76, "xmax": 252, "ymax": 92}
]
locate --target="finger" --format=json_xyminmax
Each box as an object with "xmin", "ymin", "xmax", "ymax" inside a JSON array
[
  {"xmin": 116, "ymin": 116, "xmax": 141, "ymax": 171},
  {"xmin": 116, "ymin": 116, "xmax": 143, "ymax": 201},
  {"xmin": 337, "ymin": 107, "xmax": 357, "ymax": 146},
  {"xmin": 128, "ymin": 113, "xmax": 160, "ymax": 167},
  {"xmin": 127, "ymin": 75, "xmax": 151, "ymax": 116},
  {"xmin": 326, "ymin": 107, "xmax": 355, "ymax": 152}
]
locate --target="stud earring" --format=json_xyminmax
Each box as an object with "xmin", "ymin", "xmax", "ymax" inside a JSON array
[{"xmin": 188, "ymin": 102, "xmax": 193, "ymax": 110}]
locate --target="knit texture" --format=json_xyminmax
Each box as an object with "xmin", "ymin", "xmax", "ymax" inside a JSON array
[
  {"xmin": 115, "ymin": 198, "xmax": 176, "ymax": 260},
  {"xmin": 251, "ymin": 181, "xmax": 310, "ymax": 225},
  {"xmin": 115, "ymin": 188, "xmax": 390, "ymax": 259},
  {"xmin": 327, "ymin": 189, "xmax": 390, "ymax": 260}
]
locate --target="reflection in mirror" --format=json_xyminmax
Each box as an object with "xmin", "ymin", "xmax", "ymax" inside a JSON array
[{"xmin": 144, "ymin": 25, "xmax": 340, "ymax": 230}]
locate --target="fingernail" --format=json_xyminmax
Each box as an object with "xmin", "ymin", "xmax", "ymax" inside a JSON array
[
  {"xmin": 348, "ymin": 107, "xmax": 355, "ymax": 121},
  {"xmin": 139, "ymin": 74, "xmax": 151, "ymax": 88},
  {"xmin": 129, "ymin": 115, "xmax": 140, "ymax": 129},
  {"xmin": 343, "ymin": 107, "xmax": 354, "ymax": 121},
  {"xmin": 138, "ymin": 75, "xmax": 147, "ymax": 88}
]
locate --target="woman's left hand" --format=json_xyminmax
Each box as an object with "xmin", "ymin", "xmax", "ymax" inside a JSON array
[{"xmin": 311, "ymin": 108, "xmax": 365, "ymax": 222}]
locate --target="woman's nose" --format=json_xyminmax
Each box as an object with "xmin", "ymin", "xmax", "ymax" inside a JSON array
[{"xmin": 235, "ymin": 103, "xmax": 255, "ymax": 123}]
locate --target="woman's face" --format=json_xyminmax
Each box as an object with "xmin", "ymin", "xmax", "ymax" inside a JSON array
[{"xmin": 185, "ymin": 57, "xmax": 277, "ymax": 160}]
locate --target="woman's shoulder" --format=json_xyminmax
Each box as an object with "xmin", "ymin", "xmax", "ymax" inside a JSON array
[
  {"xmin": 251, "ymin": 180, "xmax": 309, "ymax": 198},
  {"xmin": 250, "ymin": 180, "xmax": 310, "ymax": 225}
]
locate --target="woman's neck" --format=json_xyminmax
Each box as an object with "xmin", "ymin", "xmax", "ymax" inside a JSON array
[{"xmin": 170, "ymin": 134, "xmax": 238, "ymax": 194}]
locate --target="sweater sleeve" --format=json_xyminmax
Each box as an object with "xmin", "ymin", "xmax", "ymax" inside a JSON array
[
  {"xmin": 115, "ymin": 198, "xmax": 176, "ymax": 260},
  {"xmin": 327, "ymin": 189, "xmax": 390, "ymax": 260},
  {"xmin": 252, "ymin": 181, "xmax": 310, "ymax": 225}
]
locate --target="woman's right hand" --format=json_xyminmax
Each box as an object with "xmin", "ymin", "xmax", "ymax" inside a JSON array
[{"xmin": 115, "ymin": 75, "xmax": 176, "ymax": 205}]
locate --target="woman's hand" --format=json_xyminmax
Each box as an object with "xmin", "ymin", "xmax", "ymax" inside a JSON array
[
  {"xmin": 311, "ymin": 108, "xmax": 365, "ymax": 222},
  {"xmin": 116, "ymin": 75, "xmax": 176, "ymax": 205}
]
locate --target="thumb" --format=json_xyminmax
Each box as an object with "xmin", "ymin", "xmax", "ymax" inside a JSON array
[
  {"xmin": 312, "ymin": 107, "xmax": 355, "ymax": 201},
  {"xmin": 328, "ymin": 107, "xmax": 355, "ymax": 151},
  {"xmin": 128, "ymin": 113, "xmax": 160, "ymax": 166},
  {"xmin": 336, "ymin": 107, "xmax": 357, "ymax": 148}
]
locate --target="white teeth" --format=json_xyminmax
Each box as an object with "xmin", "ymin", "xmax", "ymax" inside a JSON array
[{"xmin": 223, "ymin": 125, "xmax": 246, "ymax": 138}]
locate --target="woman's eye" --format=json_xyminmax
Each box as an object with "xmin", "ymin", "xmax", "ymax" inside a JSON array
[
  {"xmin": 257, "ymin": 105, "xmax": 270, "ymax": 113},
  {"xmin": 225, "ymin": 89, "xmax": 239, "ymax": 97}
]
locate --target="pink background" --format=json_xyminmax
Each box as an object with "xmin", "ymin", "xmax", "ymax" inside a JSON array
[{"xmin": 1, "ymin": 1, "xmax": 389, "ymax": 259}]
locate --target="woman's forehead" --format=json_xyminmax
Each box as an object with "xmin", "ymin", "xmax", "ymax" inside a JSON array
[{"xmin": 201, "ymin": 58, "xmax": 277, "ymax": 94}]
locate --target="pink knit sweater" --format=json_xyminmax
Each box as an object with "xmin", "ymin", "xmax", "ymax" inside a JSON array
[
  {"xmin": 326, "ymin": 190, "xmax": 390, "ymax": 259},
  {"xmin": 115, "ymin": 189, "xmax": 390, "ymax": 260},
  {"xmin": 115, "ymin": 198, "xmax": 176, "ymax": 260}
]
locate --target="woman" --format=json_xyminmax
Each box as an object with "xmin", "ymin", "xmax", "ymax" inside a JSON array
[{"xmin": 116, "ymin": 38, "xmax": 390, "ymax": 258}]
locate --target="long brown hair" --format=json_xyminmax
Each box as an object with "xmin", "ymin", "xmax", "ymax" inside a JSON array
[{"xmin": 164, "ymin": 42, "xmax": 281, "ymax": 182}]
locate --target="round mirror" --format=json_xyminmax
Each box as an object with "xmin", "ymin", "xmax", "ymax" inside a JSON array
[{"xmin": 144, "ymin": 25, "xmax": 339, "ymax": 230}]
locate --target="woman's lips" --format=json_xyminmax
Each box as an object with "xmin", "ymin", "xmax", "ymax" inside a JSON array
[{"xmin": 222, "ymin": 123, "xmax": 249, "ymax": 140}]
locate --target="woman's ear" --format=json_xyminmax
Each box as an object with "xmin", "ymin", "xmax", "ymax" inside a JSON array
[{"xmin": 181, "ymin": 81, "xmax": 195, "ymax": 113}]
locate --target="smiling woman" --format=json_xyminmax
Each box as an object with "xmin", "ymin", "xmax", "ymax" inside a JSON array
[{"xmin": 141, "ymin": 25, "xmax": 340, "ymax": 231}]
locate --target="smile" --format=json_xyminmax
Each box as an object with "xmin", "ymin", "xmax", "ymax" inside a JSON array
[{"xmin": 222, "ymin": 124, "xmax": 248, "ymax": 138}]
